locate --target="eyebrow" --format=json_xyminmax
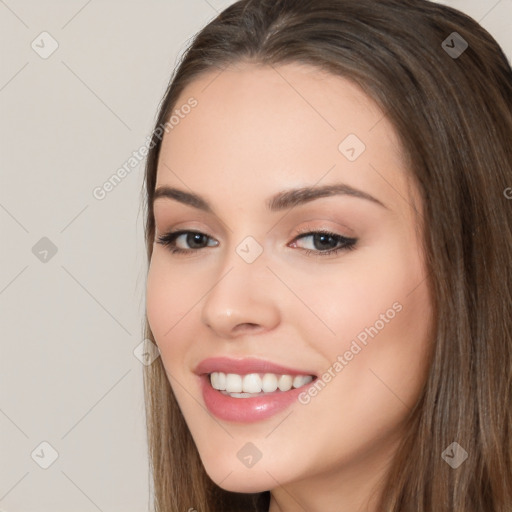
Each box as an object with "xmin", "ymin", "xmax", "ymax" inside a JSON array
[{"xmin": 152, "ymin": 183, "xmax": 388, "ymax": 213}]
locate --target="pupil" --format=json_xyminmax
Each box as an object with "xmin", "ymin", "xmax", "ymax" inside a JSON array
[
  {"xmin": 188, "ymin": 233, "xmax": 206, "ymax": 248},
  {"xmin": 314, "ymin": 233, "xmax": 336, "ymax": 250}
]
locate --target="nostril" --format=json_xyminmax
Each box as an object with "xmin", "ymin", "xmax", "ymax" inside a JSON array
[{"xmin": 234, "ymin": 322, "xmax": 261, "ymax": 333}]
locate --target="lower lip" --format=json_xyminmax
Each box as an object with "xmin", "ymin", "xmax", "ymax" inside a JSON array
[{"xmin": 200, "ymin": 374, "xmax": 312, "ymax": 423}]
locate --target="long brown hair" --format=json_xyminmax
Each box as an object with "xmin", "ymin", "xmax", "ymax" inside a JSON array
[{"xmin": 141, "ymin": 0, "xmax": 512, "ymax": 510}]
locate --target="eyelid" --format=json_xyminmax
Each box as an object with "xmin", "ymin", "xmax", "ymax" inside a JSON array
[{"xmin": 292, "ymin": 222, "xmax": 355, "ymax": 238}]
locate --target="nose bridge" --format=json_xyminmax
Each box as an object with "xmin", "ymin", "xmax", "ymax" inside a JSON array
[{"xmin": 200, "ymin": 234, "xmax": 280, "ymax": 336}]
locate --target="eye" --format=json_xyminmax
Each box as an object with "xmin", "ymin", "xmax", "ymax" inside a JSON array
[
  {"xmin": 290, "ymin": 229, "xmax": 357, "ymax": 257},
  {"xmin": 155, "ymin": 228, "xmax": 358, "ymax": 257},
  {"xmin": 156, "ymin": 230, "xmax": 218, "ymax": 255}
]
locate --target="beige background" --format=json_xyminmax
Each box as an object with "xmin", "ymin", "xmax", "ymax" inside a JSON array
[{"xmin": 1, "ymin": 1, "xmax": 510, "ymax": 511}]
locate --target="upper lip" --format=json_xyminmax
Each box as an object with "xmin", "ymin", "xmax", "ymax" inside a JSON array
[{"xmin": 194, "ymin": 357, "xmax": 317, "ymax": 377}]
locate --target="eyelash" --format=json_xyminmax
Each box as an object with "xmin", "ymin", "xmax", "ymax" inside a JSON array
[{"xmin": 155, "ymin": 226, "xmax": 357, "ymax": 258}]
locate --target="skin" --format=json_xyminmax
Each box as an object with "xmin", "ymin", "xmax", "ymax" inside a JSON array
[{"xmin": 146, "ymin": 61, "xmax": 433, "ymax": 512}]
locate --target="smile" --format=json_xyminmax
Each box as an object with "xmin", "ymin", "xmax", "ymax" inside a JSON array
[{"xmin": 195, "ymin": 357, "xmax": 318, "ymax": 423}]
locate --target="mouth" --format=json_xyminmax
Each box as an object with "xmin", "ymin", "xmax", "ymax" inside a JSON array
[{"xmin": 195, "ymin": 357, "xmax": 318, "ymax": 423}]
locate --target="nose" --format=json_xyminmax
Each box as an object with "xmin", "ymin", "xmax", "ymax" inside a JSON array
[{"xmin": 200, "ymin": 247, "xmax": 281, "ymax": 339}]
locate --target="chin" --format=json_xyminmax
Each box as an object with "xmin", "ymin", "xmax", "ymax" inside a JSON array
[{"xmin": 203, "ymin": 462, "xmax": 274, "ymax": 494}]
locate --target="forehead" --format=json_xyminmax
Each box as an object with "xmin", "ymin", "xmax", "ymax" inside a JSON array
[{"xmin": 155, "ymin": 62, "xmax": 413, "ymax": 216}]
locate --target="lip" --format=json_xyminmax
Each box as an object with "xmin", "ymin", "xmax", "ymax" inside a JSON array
[
  {"xmin": 194, "ymin": 356, "xmax": 317, "ymax": 377},
  {"xmin": 195, "ymin": 357, "xmax": 317, "ymax": 423}
]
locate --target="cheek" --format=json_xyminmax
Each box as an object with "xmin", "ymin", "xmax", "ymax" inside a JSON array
[
  {"xmin": 146, "ymin": 257, "xmax": 170, "ymax": 340},
  {"xmin": 295, "ymin": 239, "xmax": 432, "ymax": 398},
  {"xmin": 293, "ymin": 278, "xmax": 431, "ymax": 468},
  {"xmin": 145, "ymin": 255, "xmax": 198, "ymax": 358},
  {"xmin": 289, "ymin": 243, "xmax": 428, "ymax": 345},
  {"xmin": 348, "ymin": 273, "xmax": 431, "ymax": 408}
]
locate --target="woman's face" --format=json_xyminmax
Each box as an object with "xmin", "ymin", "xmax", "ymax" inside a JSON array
[{"xmin": 146, "ymin": 62, "xmax": 433, "ymax": 509}]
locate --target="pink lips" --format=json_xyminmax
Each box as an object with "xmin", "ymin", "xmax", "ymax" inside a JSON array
[
  {"xmin": 195, "ymin": 357, "xmax": 317, "ymax": 424},
  {"xmin": 194, "ymin": 356, "xmax": 316, "ymax": 377}
]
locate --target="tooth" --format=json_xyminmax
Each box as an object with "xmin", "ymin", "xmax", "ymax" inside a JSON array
[
  {"xmin": 210, "ymin": 372, "xmax": 221, "ymax": 390},
  {"xmin": 242, "ymin": 373, "xmax": 262, "ymax": 393},
  {"xmin": 292, "ymin": 375, "xmax": 313, "ymax": 388},
  {"xmin": 210, "ymin": 372, "xmax": 226, "ymax": 390},
  {"xmin": 217, "ymin": 372, "xmax": 226, "ymax": 390},
  {"xmin": 225, "ymin": 373, "xmax": 243, "ymax": 393},
  {"xmin": 277, "ymin": 374, "xmax": 293, "ymax": 391},
  {"xmin": 261, "ymin": 373, "xmax": 278, "ymax": 392}
]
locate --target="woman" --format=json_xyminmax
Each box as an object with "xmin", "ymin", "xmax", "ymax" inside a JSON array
[{"xmin": 142, "ymin": 0, "xmax": 512, "ymax": 510}]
